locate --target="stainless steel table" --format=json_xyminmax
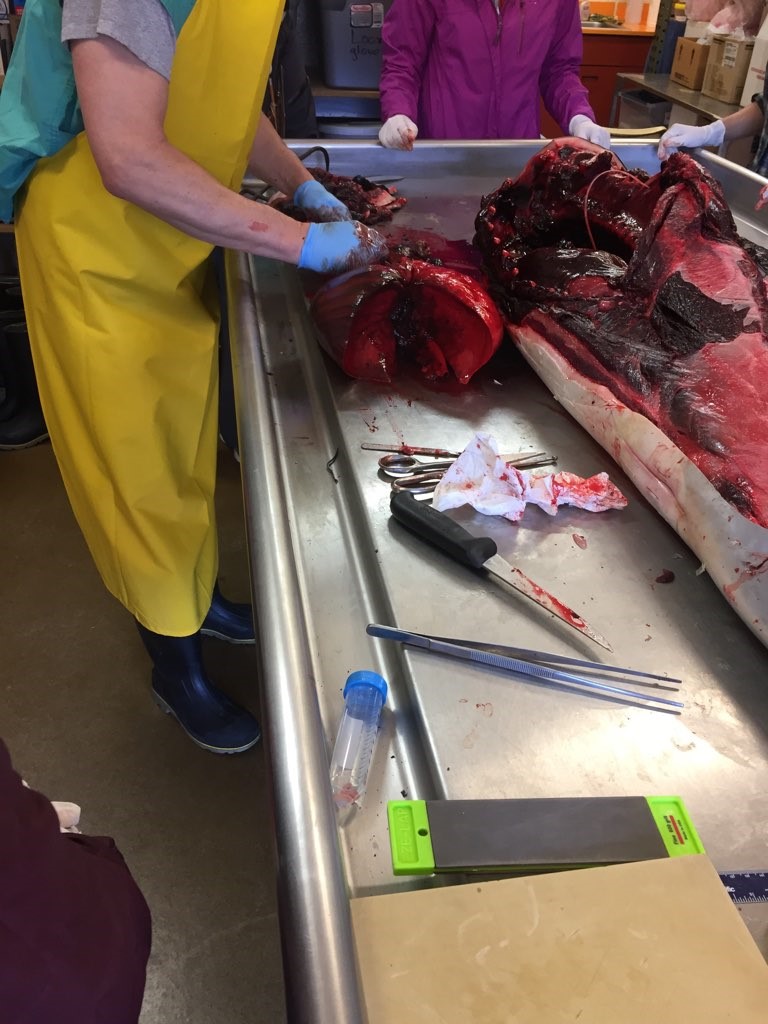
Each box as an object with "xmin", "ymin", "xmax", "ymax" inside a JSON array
[
  {"xmin": 227, "ymin": 142, "xmax": 768, "ymax": 1024},
  {"xmin": 610, "ymin": 71, "xmax": 742, "ymax": 127}
]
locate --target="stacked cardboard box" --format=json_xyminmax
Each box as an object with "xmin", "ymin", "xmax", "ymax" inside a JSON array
[
  {"xmin": 701, "ymin": 35, "xmax": 754, "ymax": 104},
  {"xmin": 670, "ymin": 37, "xmax": 710, "ymax": 90}
]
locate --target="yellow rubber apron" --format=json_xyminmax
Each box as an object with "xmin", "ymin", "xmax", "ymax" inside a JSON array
[{"xmin": 15, "ymin": 0, "xmax": 282, "ymax": 635}]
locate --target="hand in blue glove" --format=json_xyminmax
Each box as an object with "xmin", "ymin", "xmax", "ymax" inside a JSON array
[
  {"xmin": 298, "ymin": 221, "xmax": 388, "ymax": 274},
  {"xmin": 293, "ymin": 179, "xmax": 353, "ymax": 222}
]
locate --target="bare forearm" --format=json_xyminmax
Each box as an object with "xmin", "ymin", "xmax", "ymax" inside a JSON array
[
  {"xmin": 722, "ymin": 102, "xmax": 765, "ymax": 141},
  {"xmin": 72, "ymin": 38, "xmax": 309, "ymax": 262},
  {"xmin": 247, "ymin": 113, "xmax": 312, "ymax": 197},
  {"xmin": 108, "ymin": 138, "xmax": 308, "ymax": 261}
]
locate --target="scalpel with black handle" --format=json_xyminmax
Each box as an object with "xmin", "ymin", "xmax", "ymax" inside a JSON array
[{"xmin": 389, "ymin": 491, "xmax": 612, "ymax": 652}]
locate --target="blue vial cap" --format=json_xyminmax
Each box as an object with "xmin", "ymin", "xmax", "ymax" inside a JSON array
[{"xmin": 343, "ymin": 669, "xmax": 388, "ymax": 703}]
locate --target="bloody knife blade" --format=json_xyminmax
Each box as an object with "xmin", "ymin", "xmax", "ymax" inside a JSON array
[
  {"xmin": 389, "ymin": 491, "xmax": 612, "ymax": 652},
  {"xmin": 362, "ymin": 442, "xmax": 462, "ymax": 458}
]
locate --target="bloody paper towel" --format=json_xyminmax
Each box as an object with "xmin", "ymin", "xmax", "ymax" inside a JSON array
[{"xmin": 432, "ymin": 433, "xmax": 627, "ymax": 522}]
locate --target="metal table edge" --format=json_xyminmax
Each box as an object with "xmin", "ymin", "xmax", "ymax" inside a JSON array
[{"xmin": 225, "ymin": 248, "xmax": 367, "ymax": 1024}]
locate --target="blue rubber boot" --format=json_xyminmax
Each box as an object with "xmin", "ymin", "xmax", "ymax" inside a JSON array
[
  {"xmin": 136, "ymin": 623, "xmax": 260, "ymax": 754},
  {"xmin": 200, "ymin": 583, "xmax": 256, "ymax": 644}
]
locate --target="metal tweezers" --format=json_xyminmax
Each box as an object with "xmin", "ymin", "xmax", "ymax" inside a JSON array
[{"xmin": 367, "ymin": 624, "xmax": 684, "ymax": 712}]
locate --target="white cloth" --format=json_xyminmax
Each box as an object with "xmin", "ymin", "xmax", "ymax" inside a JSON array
[
  {"xmin": 657, "ymin": 120, "xmax": 725, "ymax": 160},
  {"xmin": 569, "ymin": 114, "xmax": 611, "ymax": 149},
  {"xmin": 432, "ymin": 433, "xmax": 627, "ymax": 521},
  {"xmin": 379, "ymin": 114, "xmax": 418, "ymax": 150}
]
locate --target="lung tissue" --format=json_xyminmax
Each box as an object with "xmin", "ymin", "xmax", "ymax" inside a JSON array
[{"xmin": 474, "ymin": 137, "xmax": 768, "ymax": 527}]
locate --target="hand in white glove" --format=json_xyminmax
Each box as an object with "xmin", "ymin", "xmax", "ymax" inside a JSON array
[
  {"xmin": 52, "ymin": 800, "xmax": 82, "ymax": 833},
  {"xmin": 379, "ymin": 114, "xmax": 418, "ymax": 150},
  {"xmin": 569, "ymin": 114, "xmax": 611, "ymax": 150},
  {"xmin": 657, "ymin": 120, "xmax": 725, "ymax": 160},
  {"xmin": 21, "ymin": 779, "xmax": 82, "ymax": 833}
]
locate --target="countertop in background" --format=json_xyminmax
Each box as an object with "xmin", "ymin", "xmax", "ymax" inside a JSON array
[{"xmin": 584, "ymin": 24, "xmax": 656, "ymax": 35}]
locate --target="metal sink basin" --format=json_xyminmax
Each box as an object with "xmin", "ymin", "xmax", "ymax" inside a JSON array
[{"xmin": 581, "ymin": 19, "xmax": 624, "ymax": 28}]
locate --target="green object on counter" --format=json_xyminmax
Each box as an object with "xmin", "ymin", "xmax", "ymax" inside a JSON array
[
  {"xmin": 388, "ymin": 796, "xmax": 705, "ymax": 877},
  {"xmin": 645, "ymin": 796, "xmax": 705, "ymax": 857},
  {"xmin": 388, "ymin": 800, "xmax": 436, "ymax": 875}
]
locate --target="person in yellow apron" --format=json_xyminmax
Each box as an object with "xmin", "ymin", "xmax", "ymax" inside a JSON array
[{"xmin": 0, "ymin": 0, "xmax": 387, "ymax": 755}]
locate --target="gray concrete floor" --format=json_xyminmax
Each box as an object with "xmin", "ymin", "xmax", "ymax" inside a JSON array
[{"xmin": 2, "ymin": 441, "xmax": 286, "ymax": 1023}]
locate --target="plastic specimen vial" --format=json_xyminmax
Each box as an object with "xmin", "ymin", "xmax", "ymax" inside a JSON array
[{"xmin": 329, "ymin": 669, "xmax": 388, "ymax": 814}]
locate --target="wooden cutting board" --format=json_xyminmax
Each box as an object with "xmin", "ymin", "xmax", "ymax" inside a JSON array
[{"xmin": 350, "ymin": 856, "xmax": 768, "ymax": 1022}]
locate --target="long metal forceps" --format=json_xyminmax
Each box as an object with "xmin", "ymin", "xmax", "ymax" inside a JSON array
[{"xmin": 367, "ymin": 624, "xmax": 684, "ymax": 712}]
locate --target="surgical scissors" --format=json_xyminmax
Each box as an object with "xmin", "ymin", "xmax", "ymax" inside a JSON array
[
  {"xmin": 379, "ymin": 454, "xmax": 456, "ymax": 476},
  {"xmin": 377, "ymin": 455, "xmax": 455, "ymax": 495},
  {"xmin": 378, "ymin": 450, "xmax": 559, "ymax": 494}
]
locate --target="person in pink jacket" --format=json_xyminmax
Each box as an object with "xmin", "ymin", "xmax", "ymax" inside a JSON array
[{"xmin": 378, "ymin": 0, "xmax": 610, "ymax": 150}]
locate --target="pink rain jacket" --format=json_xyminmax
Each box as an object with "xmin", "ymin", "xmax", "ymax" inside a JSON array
[{"xmin": 380, "ymin": 0, "xmax": 595, "ymax": 140}]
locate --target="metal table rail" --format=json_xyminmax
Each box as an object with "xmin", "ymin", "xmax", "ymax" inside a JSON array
[
  {"xmin": 229, "ymin": 142, "xmax": 768, "ymax": 1022},
  {"xmin": 226, "ymin": 251, "xmax": 366, "ymax": 1024}
]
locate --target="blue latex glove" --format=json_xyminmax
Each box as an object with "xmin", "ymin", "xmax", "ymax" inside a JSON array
[
  {"xmin": 294, "ymin": 179, "xmax": 352, "ymax": 222},
  {"xmin": 298, "ymin": 221, "xmax": 388, "ymax": 274}
]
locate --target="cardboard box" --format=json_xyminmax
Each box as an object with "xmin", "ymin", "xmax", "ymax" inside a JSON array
[
  {"xmin": 670, "ymin": 36, "xmax": 710, "ymax": 90},
  {"xmin": 701, "ymin": 35, "xmax": 754, "ymax": 105}
]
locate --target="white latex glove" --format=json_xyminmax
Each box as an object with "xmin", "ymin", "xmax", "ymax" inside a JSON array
[
  {"xmin": 379, "ymin": 114, "xmax": 418, "ymax": 150},
  {"xmin": 658, "ymin": 120, "xmax": 725, "ymax": 160},
  {"xmin": 569, "ymin": 114, "xmax": 612, "ymax": 150},
  {"xmin": 21, "ymin": 779, "xmax": 82, "ymax": 833},
  {"xmin": 52, "ymin": 801, "xmax": 82, "ymax": 833}
]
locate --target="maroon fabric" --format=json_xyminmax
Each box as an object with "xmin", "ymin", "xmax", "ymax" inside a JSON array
[{"xmin": 0, "ymin": 740, "xmax": 151, "ymax": 1023}]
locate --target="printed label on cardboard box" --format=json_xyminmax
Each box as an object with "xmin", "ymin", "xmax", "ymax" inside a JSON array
[
  {"xmin": 702, "ymin": 36, "xmax": 754, "ymax": 104},
  {"xmin": 723, "ymin": 41, "xmax": 739, "ymax": 68}
]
